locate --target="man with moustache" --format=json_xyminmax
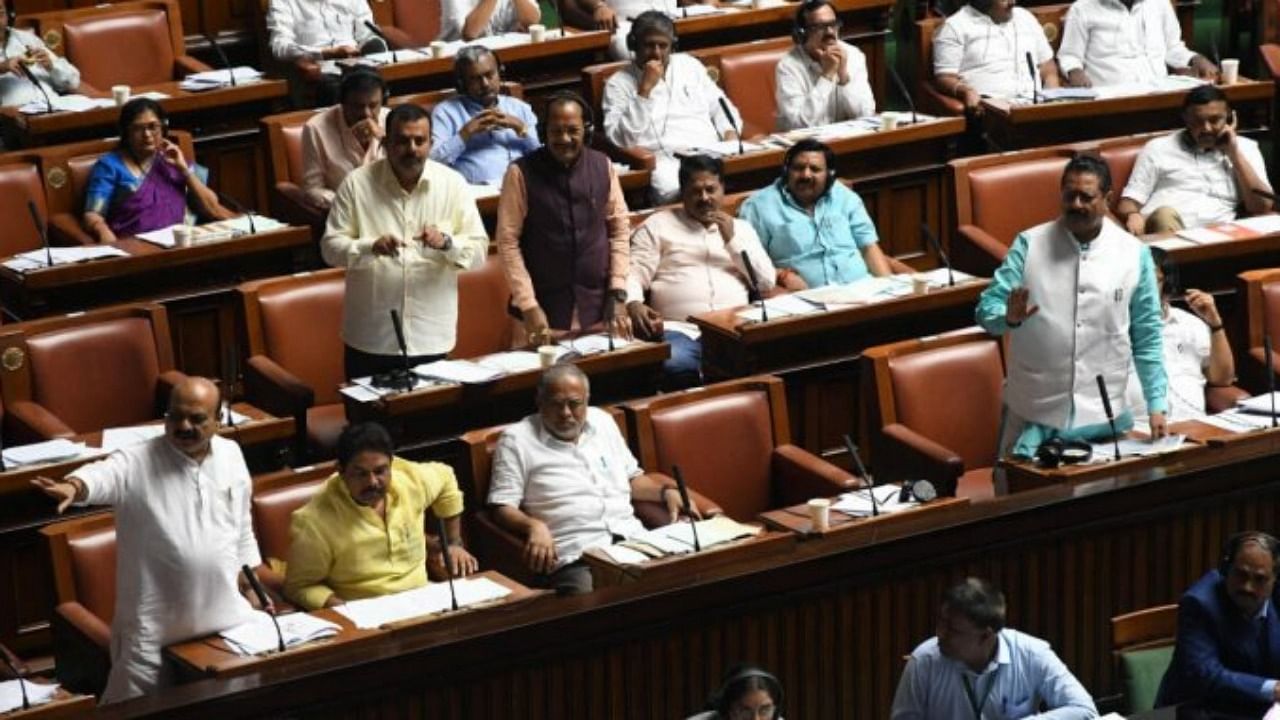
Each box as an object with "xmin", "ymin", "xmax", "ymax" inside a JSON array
[
  {"xmin": 738, "ymin": 138, "xmax": 890, "ymax": 290},
  {"xmin": 284, "ymin": 422, "xmax": 477, "ymax": 610},
  {"xmin": 931, "ymin": 0, "xmax": 1061, "ymax": 115},
  {"xmin": 602, "ymin": 10, "xmax": 743, "ymax": 203},
  {"xmin": 32, "ymin": 377, "xmax": 275, "ymax": 704},
  {"xmin": 430, "ymin": 46, "xmax": 540, "ymax": 186},
  {"xmin": 1157, "ymin": 532, "xmax": 1280, "ymax": 715},
  {"xmin": 627, "ymin": 154, "xmax": 776, "ymax": 389},
  {"xmin": 1117, "ymin": 85, "xmax": 1273, "ymax": 235},
  {"xmin": 488, "ymin": 364, "xmax": 700, "ymax": 595},
  {"xmin": 892, "ymin": 577, "xmax": 1098, "ymax": 718},
  {"xmin": 976, "ymin": 154, "xmax": 1168, "ymax": 460},
  {"xmin": 775, "ymin": 0, "xmax": 875, "ymax": 130},
  {"xmin": 300, "ymin": 68, "xmax": 389, "ymax": 210},
  {"xmin": 495, "ymin": 92, "xmax": 633, "ymax": 346},
  {"xmin": 1058, "ymin": 0, "xmax": 1217, "ymax": 89},
  {"xmin": 322, "ymin": 103, "xmax": 488, "ymax": 380}
]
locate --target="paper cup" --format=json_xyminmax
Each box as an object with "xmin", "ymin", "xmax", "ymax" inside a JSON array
[
  {"xmin": 911, "ymin": 273, "xmax": 929, "ymax": 295},
  {"xmin": 808, "ymin": 498, "xmax": 831, "ymax": 533},
  {"xmin": 429, "ymin": 40, "xmax": 447, "ymax": 58},
  {"xmin": 1221, "ymin": 58, "xmax": 1239, "ymax": 85},
  {"xmin": 538, "ymin": 345, "xmax": 559, "ymax": 368},
  {"xmin": 880, "ymin": 112, "xmax": 898, "ymax": 131},
  {"xmin": 528, "ymin": 23, "xmax": 546, "ymax": 42},
  {"xmin": 172, "ymin": 225, "xmax": 193, "ymax": 247},
  {"xmin": 112, "ymin": 85, "xmax": 131, "ymax": 106},
  {"xmin": 751, "ymin": 0, "xmax": 767, "ymax": 8}
]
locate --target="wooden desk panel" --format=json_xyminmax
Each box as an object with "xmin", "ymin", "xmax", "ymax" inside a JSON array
[
  {"xmin": 759, "ymin": 496, "xmax": 968, "ymax": 540},
  {"xmin": 3, "ymin": 688, "xmax": 95, "ymax": 718}
]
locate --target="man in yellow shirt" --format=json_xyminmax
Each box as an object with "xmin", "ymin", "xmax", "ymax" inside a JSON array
[{"xmin": 285, "ymin": 422, "xmax": 479, "ymax": 610}]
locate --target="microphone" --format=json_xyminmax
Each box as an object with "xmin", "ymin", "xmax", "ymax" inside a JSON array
[
  {"xmin": 885, "ymin": 62, "xmax": 918, "ymax": 126},
  {"xmin": 670, "ymin": 465, "xmax": 701, "ymax": 551},
  {"xmin": 434, "ymin": 514, "xmax": 460, "ymax": 611},
  {"xmin": 1266, "ymin": 335, "xmax": 1277, "ymax": 429},
  {"xmin": 920, "ymin": 223, "xmax": 953, "ymax": 287},
  {"xmin": 1095, "ymin": 375, "xmax": 1121, "ymax": 460},
  {"xmin": 740, "ymin": 249, "xmax": 767, "ymax": 322},
  {"xmin": 0, "ymin": 643, "xmax": 29, "ymax": 710},
  {"xmin": 1025, "ymin": 51, "xmax": 1039, "ymax": 104},
  {"xmin": 215, "ymin": 191, "xmax": 257, "ymax": 235},
  {"xmin": 363, "ymin": 21, "xmax": 398, "ymax": 63},
  {"xmin": 18, "ymin": 62, "xmax": 54, "ymax": 114},
  {"xmin": 389, "ymin": 308, "xmax": 414, "ymax": 392},
  {"xmin": 717, "ymin": 97, "xmax": 744, "ymax": 156},
  {"xmin": 1210, "ymin": 37, "xmax": 1221, "ymax": 68},
  {"xmin": 604, "ymin": 293, "xmax": 615, "ymax": 352},
  {"xmin": 240, "ymin": 565, "xmax": 284, "ymax": 653},
  {"xmin": 203, "ymin": 33, "xmax": 237, "ymax": 86},
  {"xmin": 842, "ymin": 434, "xmax": 877, "ymax": 517},
  {"xmin": 26, "ymin": 200, "xmax": 52, "ymax": 268}
]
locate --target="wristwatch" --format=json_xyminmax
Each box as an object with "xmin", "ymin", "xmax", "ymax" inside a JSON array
[
  {"xmin": 439, "ymin": 233, "xmax": 454, "ymax": 251},
  {"xmin": 608, "ymin": 289, "xmax": 627, "ymax": 303}
]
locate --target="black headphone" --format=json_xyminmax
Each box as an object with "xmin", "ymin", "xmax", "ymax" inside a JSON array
[
  {"xmin": 1034, "ymin": 437, "xmax": 1092, "ymax": 468},
  {"xmin": 781, "ymin": 139, "xmax": 838, "ymax": 197},
  {"xmin": 538, "ymin": 90, "xmax": 594, "ymax": 144},
  {"xmin": 452, "ymin": 45, "xmax": 506, "ymax": 96},
  {"xmin": 5, "ymin": 1, "xmax": 15, "ymax": 30},
  {"xmin": 792, "ymin": 0, "xmax": 833, "ymax": 44},
  {"xmin": 1219, "ymin": 531, "xmax": 1280, "ymax": 577},
  {"xmin": 708, "ymin": 666, "xmax": 783, "ymax": 720},
  {"xmin": 626, "ymin": 10, "xmax": 677, "ymax": 55}
]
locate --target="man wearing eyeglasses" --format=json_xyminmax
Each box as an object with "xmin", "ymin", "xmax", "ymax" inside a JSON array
[
  {"xmin": 31, "ymin": 377, "xmax": 275, "ymax": 704},
  {"xmin": 775, "ymin": 0, "xmax": 875, "ymax": 131}
]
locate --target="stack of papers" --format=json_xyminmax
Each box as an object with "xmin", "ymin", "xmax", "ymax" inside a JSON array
[
  {"xmin": 340, "ymin": 373, "xmax": 441, "ymax": 402},
  {"xmin": 334, "ymin": 577, "xmax": 513, "ymax": 629},
  {"xmin": 2, "ymin": 245, "xmax": 128, "ymax": 272},
  {"xmin": 414, "ymin": 359, "xmax": 504, "ymax": 384},
  {"xmin": 1237, "ymin": 393, "xmax": 1280, "ymax": 416},
  {"xmin": 1231, "ymin": 215, "xmax": 1280, "ymax": 235},
  {"xmin": 1, "ymin": 439, "xmax": 93, "ymax": 468},
  {"xmin": 100, "ymin": 425, "xmax": 166, "ymax": 452},
  {"xmin": 134, "ymin": 215, "xmax": 286, "ymax": 247},
  {"xmin": 1085, "ymin": 434, "xmax": 1186, "ymax": 462},
  {"xmin": 179, "ymin": 67, "xmax": 264, "ymax": 91},
  {"xmin": 475, "ymin": 350, "xmax": 548, "ymax": 374},
  {"xmin": 735, "ymin": 294, "xmax": 823, "ymax": 322},
  {"xmin": 19, "ymin": 93, "xmax": 116, "ymax": 114},
  {"xmin": 219, "ymin": 610, "xmax": 341, "ymax": 655},
  {"xmin": 683, "ymin": 139, "xmax": 769, "ymax": 157},
  {"xmin": 351, "ymin": 49, "xmax": 431, "ymax": 66},
  {"xmin": 1198, "ymin": 408, "xmax": 1276, "ymax": 433},
  {"xmin": 1037, "ymin": 87, "xmax": 1099, "ymax": 102},
  {"xmin": 615, "ymin": 515, "xmax": 761, "ymax": 558},
  {"xmin": 560, "ymin": 334, "xmax": 633, "ymax": 355},
  {"xmin": 0, "ymin": 679, "xmax": 60, "ymax": 713},
  {"xmin": 666, "ymin": 3, "xmax": 726, "ymax": 16},
  {"xmin": 831, "ymin": 484, "xmax": 917, "ymax": 516}
]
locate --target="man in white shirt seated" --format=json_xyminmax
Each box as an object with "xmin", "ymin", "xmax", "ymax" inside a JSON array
[
  {"xmin": 1117, "ymin": 85, "xmax": 1273, "ymax": 234},
  {"xmin": 488, "ymin": 364, "xmax": 701, "ymax": 596},
  {"xmin": 1058, "ymin": 0, "xmax": 1217, "ymax": 88},
  {"xmin": 626, "ymin": 154, "xmax": 777, "ymax": 389},
  {"xmin": 775, "ymin": 0, "xmax": 875, "ymax": 130},
  {"xmin": 603, "ymin": 10, "xmax": 743, "ymax": 203},
  {"xmin": 0, "ymin": 0, "xmax": 81, "ymax": 110},
  {"xmin": 562, "ymin": 0, "xmax": 716, "ymax": 60},
  {"xmin": 300, "ymin": 68, "xmax": 389, "ymax": 210},
  {"xmin": 440, "ymin": 0, "xmax": 540, "ymax": 41},
  {"xmin": 931, "ymin": 0, "xmax": 1060, "ymax": 115},
  {"xmin": 267, "ymin": 0, "xmax": 387, "ymax": 101}
]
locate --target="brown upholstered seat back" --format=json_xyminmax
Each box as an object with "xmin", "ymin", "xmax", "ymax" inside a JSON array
[
  {"xmin": 391, "ymin": 0, "xmax": 442, "ymax": 45},
  {"xmin": 0, "ymin": 163, "xmax": 47, "ymax": 257},
  {"xmin": 67, "ymin": 526, "xmax": 117, "ymax": 625},
  {"xmin": 452, "ymin": 254, "xmax": 513, "ymax": 359},
  {"xmin": 968, "ymin": 156, "xmax": 1068, "ymax": 247},
  {"xmin": 646, "ymin": 390, "xmax": 774, "ymax": 520},
  {"xmin": 1263, "ymin": 283, "xmax": 1280, "ymax": 342},
  {"xmin": 282, "ymin": 123, "xmax": 306, "ymax": 185},
  {"xmin": 887, "ymin": 339, "xmax": 1003, "ymax": 470},
  {"xmin": 26, "ymin": 317, "xmax": 162, "ymax": 433},
  {"xmin": 67, "ymin": 154, "xmax": 103, "ymax": 214},
  {"xmin": 720, "ymin": 47, "xmax": 785, "ymax": 137},
  {"xmin": 63, "ymin": 9, "xmax": 175, "ymax": 87},
  {"xmin": 1101, "ymin": 143, "xmax": 1144, "ymax": 204},
  {"xmin": 252, "ymin": 479, "xmax": 324, "ymax": 564},
  {"xmin": 257, "ymin": 275, "xmax": 346, "ymax": 406}
]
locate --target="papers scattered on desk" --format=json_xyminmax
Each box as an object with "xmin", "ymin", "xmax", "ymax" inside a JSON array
[
  {"xmin": 796, "ymin": 276, "xmax": 906, "ymax": 307},
  {"xmin": 1093, "ymin": 75, "xmax": 1206, "ymax": 100},
  {"xmin": 18, "ymin": 92, "xmax": 116, "ymax": 114},
  {"xmin": 414, "ymin": 359, "xmax": 504, "ymax": 384},
  {"xmin": 357, "ymin": 49, "xmax": 431, "ymax": 66},
  {"xmin": 100, "ymin": 424, "xmax": 166, "ymax": 452},
  {"xmin": 218, "ymin": 610, "xmax": 341, "ymax": 656},
  {"xmin": 2, "ymin": 245, "xmax": 128, "ymax": 272},
  {"xmin": 179, "ymin": 67, "xmax": 264, "ymax": 91},
  {"xmin": 334, "ymin": 577, "xmax": 513, "ymax": 629},
  {"xmin": 474, "ymin": 350, "xmax": 547, "ymax": 374},
  {"xmin": 1036, "ymin": 87, "xmax": 1099, "ymax": 102},
  {"xmin": 1199, "ymin": 407, "xmax": 1277, "ymax": 433},
  {"xmin": 1231, "ymin": 214, "xmax": 1280, "ymax": 235},
  {"xmin": 215, "ymin": 214, "xmax": 287, "ymax": 235},
  {"xmin": 1237, "ymin": 393, "xmax": 1280, "ymax": 416},
  {"xmin": 1177, "ymin": 225, "xmax": 1245, "ymax": 244},
  {"xmin": 462, "ymin": 32, "xmax": 539, "ymax": 52},
  {"xmin": 1147, "ymin": 236, "xmax": 1197, "ymax": 251},
  {"xmin": 735, "ymin": 294, "xmax": 822, "ymax": 322},
  {"xmin": 683, "ymin": 139, "xmax": 770, "ymax": 157},
  {"xmin": 617, "ymin": 516, "xmax": 761, "ymax": 558},
  {"xmin": 1086, "ymin": 434, "xmax": 1187, "ymax": 462},
  {"xmin": 666, "ymin": 3, "xmax": 726, "ymax": 16},
  {"xmin": 560, "ymin": 333, "xmax": 634, "ymax": 355},
  {"xmin": 0, "ymin": 679, "xmax": 60, "ymax": 713},
  {"xmin": 1, "ymin": 439, "xmax": 92, "ymax": 468},
  {"xmin": 341, "ymin": 374, "xmax": 441, "ymax": 402},
  {"xmin": 134, "ymin": 216, "xmax": 284, "ymax": 248},
  {"xmin": 831, "ymin": 484, "xmax": 917, "ymax": 517}
]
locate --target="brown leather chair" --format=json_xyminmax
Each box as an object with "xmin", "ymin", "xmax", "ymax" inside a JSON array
[
  {"xmin": 251, "ymin": 464, "xmax": 333, "ymax": 570},
  {"xmin": 452, "ymin": 253, "xmax": 514, "ymax": 358},
  {"xmin": 715, "ymin": 39, "xmax": 791, "ymax": 137},
  {"xmin": 25, "ymin": 0, "xmax": 211, "ymax": 93},
  {"xmin": 377, "ymin": 0, "xmax": 444, "ymax": 49},
  {"xmin": 623, "ymin": 375, "xmax": 858, "ymax": 521},
  {"xmin": 863, "ymin": 329, "xmax": 1004, "ymax": 500},
  {"xmin": 0, "ymin": 303, "xmax": 187, "ymax": 443},
  {"xmin": 1238, "ymin": 269, "xmax": 1280, "ymax": 392},
  {"xmin": 42, "ymin": 513, "xmax": 116, "ymax": 695},
  {"xmin": 0, "ymin": 159, "xmax": 51, "ymax": 257},
  {"xmin": 1111, "ymin": 604, "xmax": 1178, "ymax": 713},
  {"xmin": 261, "ymin": 108, "xmax": 329, "ymax": 236}
]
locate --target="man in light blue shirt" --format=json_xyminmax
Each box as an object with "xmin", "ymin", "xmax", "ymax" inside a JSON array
[
  {"xmin": 738, "ymin": 138, "xmax": 889, "ymax": 290},
  {"xmin": 430, "ymin": 45, "xmax": 539, "ymax": 186},
  {"xmin": 892, "ymin": 577, "xmax": 1098, "ymax": 719}
]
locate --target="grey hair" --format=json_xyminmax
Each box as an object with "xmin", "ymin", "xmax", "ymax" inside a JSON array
[{"xmin": 536, "ymin": 363, "xmax": 590, "ymax": 403}]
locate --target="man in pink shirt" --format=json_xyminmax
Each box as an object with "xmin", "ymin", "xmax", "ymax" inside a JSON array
[{"xmin": 301, "ymin": 69, "xmax": 389, "ymax": 210}]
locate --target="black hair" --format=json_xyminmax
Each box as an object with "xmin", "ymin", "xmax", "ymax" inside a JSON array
[
  {"xmin": 631, "ymin": 10, "xmax": 676, "ymax": 44},
  {"xmin": 942, "ymin": 577, "xmax": 1007, "ymax": 632},
  {"xmin": 793, "ymin": 0, "xmax": 837, "ymax": 42},
  {"xmin": 336, "ymin": 422, "xmax": 395, "ymax": 468},
  {"xmin": 1148, "ymin": 246, "xmax": 1180, "ymax": 300},
  {"xmin": 1183, "ymin": 83, "xmax": 1228, "ymax": 111},
  {"xmin": 678, "ymin": 154, "xmax": 724, "ymax": 189},
  {"xmin": 1220, "ymin": 531, "xmax": 1280, "ymax": 577},
  {"xmin": 1062, "ymin": 153, "xmax": 1112, "ymax": 194},
  {"xmin": 117, "ymin": 97, "xmax": 167, "ymax": 142},
  {"xmin": 339, "ymin": 67, "xmax": 387, "ymax": 104},
  {"xmin": 385, "ymin": 102, "xmax": 431, "ymax": 136},
  {"xmin": 708, "ymin": 664, "xmax": 783, "ymax": 719}
]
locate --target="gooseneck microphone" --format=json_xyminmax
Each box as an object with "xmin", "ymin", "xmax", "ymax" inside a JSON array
[
  {"xmin": 920, "ymin": 223, "xmax": 953, "ymax": 287},
  {"xmin": 1095, "ymin": 375, "xmax": 1121, "ymax": 461},
  {"xmin": 18, "ymin": 62, "xmax": 54, "ymax": 113},
  {"xmin": 389, "ymin": 308, "xmax": 414, "ymax": 392},
  {"xmin": 885, "ymin": 62, "xmax": 918, "ymax": 126},
  {"xmin": 0, "ymin": 642, "xmax": 29, "ymax": 710},
  {"xmin": 434, "ymin": 514, "xmax": 460, "ymax": 611},
  {"xmin": 604, "ymin": 292, "xmax": 615, "ymax": 352},
  {"xmin": 671, "ymin": 465, "xmax": 701, "ymax": 551},
  {"xmin": 26, "ymin": 200, "xmax": 51, "ymax": 268},
  {"xmin": 718, "ymin": 96, "xmax": 744, "ymax": 156},
  {"xmin": 1266, "ymin": 335, "xmax": 1277, "ymax": 429},
  {"xmin": 240, "ymin": 565, "xmax": 285, "ymax": 653},
  {"xmin": 204, "ymin": 33, "xmax": 237, "ymax": 86},
  {"xmin": 363, "ymin": 21, "xmax": 398, "ymax": 63},
  {"xmin": 215, "ymin": 191, "xmax": 257, "ymax": 235},
  {"xmin": 740, "ymin": 250, "xmax": 767, "ymax": 322},
  {"xmin": 842, "ymin": 434, "xmax": 877, "ymax": 517},
  {"xmin": 1025, "ymin": 52, "xmax": 1039, "ymax": 104}
]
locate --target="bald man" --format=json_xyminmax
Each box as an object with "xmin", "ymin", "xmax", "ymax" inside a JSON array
[{"xmin": 33, "ymin": 377, "xmax": 273, "ymax": 703}]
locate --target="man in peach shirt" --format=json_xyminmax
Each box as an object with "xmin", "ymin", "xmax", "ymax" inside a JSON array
[
  {"xmin": 495, "ymin": 92, "xmax": 633, "ymax": 345},
  {"xmin": 301, "ymin": 69, "xmax": 389, "ymax": 210}
]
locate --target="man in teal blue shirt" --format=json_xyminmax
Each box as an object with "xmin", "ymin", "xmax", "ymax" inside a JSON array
[{"xmin": 738, "ymin": 139, "xmax": 890, "ymax": 289}]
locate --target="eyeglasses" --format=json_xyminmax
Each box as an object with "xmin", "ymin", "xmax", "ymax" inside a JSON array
[
  {"xmin": 805, "ymin": 19, "xmax": 841, "ymax": 32},
  {"xmin": 1060, "ymin": 189, "xmax": 1103, "ymax": 204},
  {"xmin": 728, "ymin": 704, "xmax": 776, "ymax": 720},
  {"xmin": 128, "ymin": 122, "xmax": 165, "ymax": 136}
]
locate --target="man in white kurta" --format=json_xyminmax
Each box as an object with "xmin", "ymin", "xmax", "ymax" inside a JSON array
[
  {"xmin": 931, "ymin": 0, "xmax": 1060, "ymax": 112},
  {"xmin": 32, "ymin": 378, "xmax": 263, "ymax": 704},
  {"xmin": 1057, "ymin": 0, "xmax": 1215, "ymax": 88},
  {"xmin": 321, "ymin": 104, "xmax": 488, "ymax": 380},
  {"xmin": 602, "ymin": 11, "xmax": 742, "ymax": 203},
  {"xmin": 775, "ymin": 0, "xmax": 875, "ymax": 130}
]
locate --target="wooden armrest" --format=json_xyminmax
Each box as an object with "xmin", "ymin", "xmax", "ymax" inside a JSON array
[
  {"xmin": 953, "ymin": 224, "xmax": 1008, "ymax": 277},
  {"xmin": 600, "ymin": 141, "xmax": 656, "ymax": 171},
  {"xmin": 175, "ymin": 55, "xmax": 214, "ymax": 76},
  {"xmin": 472, "ymin": 511, "xmax": 539, "ymax": 587},
  {"xmin": 49, "ymin": 212, "xmax": 96, "ymax": 246},
  {"xmin": 1259, "ymin": 44, "xmax": 1280, "ymax": 80},
  {"xmin": 272, "ymin": 182, "xmax": 328, "ymax": 232},
  {"xmin": 245, "ymin": 355, "xmax": 316, "ymax": 418},
  {"xmin": 880, "ymin": 423, "xmax": 964, "ymax": 497},
  {"xmin": 51, "ymin": 603, "xmax": 111, "ymax": 695},
  {"xmin": 7, "ymin": 400, "xmax": 76, "ymax": 442},
  {"xmin": 772, "ymin": 444, "xmax": 858, "ymax": 506},
  {"xmin": 919, "ymin": 82, "xmax": 966, "ymax": 117}
]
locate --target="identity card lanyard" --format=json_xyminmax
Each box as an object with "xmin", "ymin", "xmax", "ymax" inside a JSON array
[{"xmin": 961, "ymin": 666, "xmax": 1000, "ymax": 720}]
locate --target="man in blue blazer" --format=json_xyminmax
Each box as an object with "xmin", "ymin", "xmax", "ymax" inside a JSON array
[{"xmin": 1157, "ymin": 531, "xmax": 1280, "ymax": 715}]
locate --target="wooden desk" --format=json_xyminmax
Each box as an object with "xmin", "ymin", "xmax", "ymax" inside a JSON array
[
  {"xmin": 165, "ymin": 571, "xmax": 543, "ymax": 680},
  {"xmin": 581, "ymin": 529, "xmax": 795, "ymax": 587},
  {"xmin": 980, "ymin": 79, "xmax": 1274, "ymax": 150},
  {"xmin": 0, "ymin": 225, "xmax": 312, "ymax": 320},
  {"xmin": 2, "ymin": 687, "xmax": 95, "ymax": 718},
  {"xmin": 1147, "ymin": 227, "xmax": 1280, "ymax": 303},
  {"xmin": 759, "ymin": 496, "xmax": 968, "ymax": 540}
]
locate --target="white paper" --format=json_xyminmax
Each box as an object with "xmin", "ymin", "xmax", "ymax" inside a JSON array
[
  {"xmin": 735, "ymin": 294, "xmax": 823, "ymax": 321},
  {"xmin": 414, "ymin": 359, "xmax": 504, "ymax": 384},
  {"xmin": 1147, "ymin": 237, "xmax": 1197, "ymax": 250},
  {"xmin": 346, "ymin": 374, "xmax": 437, "ymax": 397},
  {"xmin": 560, "ymin": 334, "xmax": 633, "ymax": 355},
  {"xmin": 663, "ymin": 320, "xmax": 701, "ymax": 340},
  {"xmin": 19, "ymin": 93, "xmax": 115, "ymax": 114},
  {"xmin": 1, "ymin": 439, "xmax": 88, "ymax": 467},
  {"xmin": 219, "ymin": 610, "xmax": 340, "ymax": 656},
  {"xmin": 1237, "ymin": 393, "xmax": 1280, "ymax": 416},
  {"xmin": 655, "ymin": 515, "xmax": 760, "ymax": 549},
  {"xmin": 0, "ymin": 679, "xmax": 60, "ymax": 713},
  {"xmin": 179, "ymin": 67, "xmax": 264, "ymax": 90},
  {"xmin": 796, "ymin": 276, "xmax": 904, "ymax": 306},
  {"xmin": 466, "ymin": 32, "xmax": 531, "ymax": 51},
  {"xmin": 1232, "ymin": 214, "xmax": 1280, "ymax": 235},
  {"xmin": 135, "ymin": 226, "xmax": 177, "ymax": 248},
  {"xmin": 1086, "ymin": 434, "xmax": 1186, "ymax": 461},
  {"xmin": 209, "ymin": 214, "xmax": 286, "ymax": 235},
  {"xmin": 831, "ymin": 484, "xmax": 918, "ymax": 516},
  {"xmin": 685, "ymin": 139, "xmax": 769, "ymax": 157},
  {"xmin": 1262, "ymin": 702, "xmax": 1280, "ymax": 720},
  {"xmin": 595, "ymin": 543, "xmax": 652, "ymax": 565},
  {"xmin": 1037, "ymin": 87, "xmax": 1099, "ymax": 101},
  {"xmin": 667, "ymin": 3, "xmax": 725, "ymax": 16},
  {"xmin": 353, "ymin": 49, "xmax": 430, "ymax": 65},
  {"xmin": 474, "ymin": 351, "xmax": 545, "ymax": 374},
  {"xmin": 1177, "ymin": 226, "xmax": 1236, "ymax": 244},
  {"xmin": 100, "ymin": 424, "xmax": 166, "ymax": 452},
  {"xmin": 334, "ymin": 577, "xmax": 512, "ymax": 629},
  {"xmin": 2, "ymin": 245, "xmax": 128, "ymax": 270},
  {"xmin": 339, "ymin": 383, "xmax": 384, "ymax": 403},
  {"xmin": 1199, "ymin": 408, "xmax": 1275, "ymax": 432}
]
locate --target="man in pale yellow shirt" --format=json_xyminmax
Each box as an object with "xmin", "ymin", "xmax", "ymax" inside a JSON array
[{"xmin": 285, "ymin": 422, "xmax": 478, "ymax": 610}]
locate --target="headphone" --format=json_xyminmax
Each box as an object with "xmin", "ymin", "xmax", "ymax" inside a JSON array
[
  {"xmin": 538, "ymin": 90, "xmax": 594, "ymax": 144},
  {"xmin": 452, "ymin": 45, "xmax": 506, "ymax": 96},
  {"xmin": 781, "ymin": 139, "xmax": 837, "ymax": 197},
  {"xmin": 626, "ymin": 10, "xmax": 677, "ymax": 56},
  {"xmin": 1034, "ymin": 437, "xmax": 1092, "ymax": 468},
  {"xmin": 708, "ymin": 666, "xmax": 783, "ymax": 720},
  {"xmin": 792, "ymin": 0, "xmax": 834, "ymax": 44},
  {"xmin": 1219, "ymin": 531, "xmax": 1280, "ymax": 577}
]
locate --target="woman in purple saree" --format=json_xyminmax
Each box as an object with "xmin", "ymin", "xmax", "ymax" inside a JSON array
[{"xmin": 82, "ymin": 98, "xmax": 232, "ymax": 243}]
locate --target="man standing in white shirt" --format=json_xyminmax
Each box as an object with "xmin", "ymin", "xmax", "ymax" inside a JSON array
[
  {"xmin": 32, "ymin": 377, "xmax": 274, "ymax": 704},
  {"xmin": 1117, "ymin": 84, "xmax": 1273, "ymax": 234},
  {"xmin": 1058, "ymin": 0, "xmax": 1216, "ymax": 88},
  {"xmin": 321, "ymin": 104, "xmax": 488, "ymax": 380},
  {"xmin": 603, "ymin": 10, "xmax": 742, "ymax": 203},
  {"xmin": 627, "ymin": 154, "xmax": 776, "ymax": 389},
  {"xmin": 931, "ymin": 0, "xmax": 1061, "ymax": 115},
  {"xmin": 488, "ymin": 364, "xmax": 699, "ymax": 595},
  {"xmin": 775, "ymin": 0, "xmax": 875, "ymax": 130}
]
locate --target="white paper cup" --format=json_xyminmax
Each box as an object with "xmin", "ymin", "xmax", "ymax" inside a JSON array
[
  {"xmin": 808, "ymin": 498, "xmax": 831, "ymax": 533},
  {"xmin": 528, "ymin": 23, "xmax": 546, "ymax": 42},
  {"xmin": 751, "ymin": 0, "xmax": 767, "ymax": 8},
  {"xmin": 429, "ymin": 40, "xmax": 447, "ymax": 58},
  {"xmin": 172, "ymin": 225, "xmax": 193, "ymax": 247},
  {"xmin": 911, "ymin": 273, "xmax": 929, "ymax": 295},
  {"xmin": 112, "ymin": 85, "xmax": 131, "ymax": 106},
  {"xmin": 880, "ymin": 112, "xmax": 899, "ymax": 131},
  {"xmin": 1221, "ymin": 58, "xmax": 1239, "ymax": 85},
  {"xmin": 538, "ymin": 345, "xmax": 558, "ymax": 368}
]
